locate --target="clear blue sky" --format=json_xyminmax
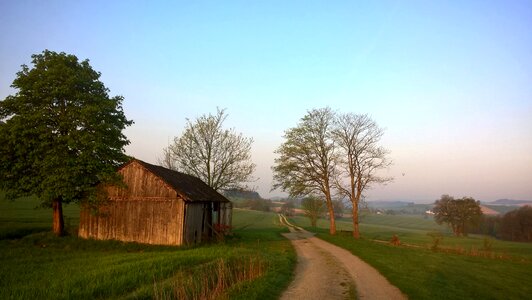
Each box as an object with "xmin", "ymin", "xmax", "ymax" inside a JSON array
[{"xmin": 1, "ymin": 1, "xmax": 531, "ymax": 202}]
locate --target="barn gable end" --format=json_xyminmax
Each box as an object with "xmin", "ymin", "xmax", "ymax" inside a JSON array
[
  {"xmin": 107, "ymin": 160, "xmax": 178, "ymax": 200},
  {"xmin": 78, "ymin": 159, "xmax": 232, "ymax": 246}
]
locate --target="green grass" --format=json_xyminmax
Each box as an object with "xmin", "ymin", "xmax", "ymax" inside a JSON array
[
  {"xmin": 0, "ymin": 195, "xmax": 80, "ymax": 239},
  {"xmin": 0, "ymin": 197, "xmax": 295, "ymax": 299},
  {"xmin": 290, "ymin": 215, "xmax": 532, "ymax": 299},
  {"xmin": 293, "ymin": 214, "xmax": 532, "ymax": 259}
]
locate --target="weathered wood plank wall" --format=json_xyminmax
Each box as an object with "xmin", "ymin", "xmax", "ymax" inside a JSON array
[
  {"xmin": 108, "ymin": 162, "xmax": 177, "ymax": 199},
  {"xmin": 79, "ymin": 200, "xmax": 184, "ymax": 245},
  {"xmin": 79, "ymin": 161, "xmax": 185, "ymax": 245}
]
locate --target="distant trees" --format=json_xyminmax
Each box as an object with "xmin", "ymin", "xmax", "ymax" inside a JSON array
[
  {"xmin": 472, "ymin": 206, "xmax": 532, "ymax": 242},
  {"xmin": 162, "ymin": 108, "xmax": 255, "ymax": 191},
  {"xmin": 272, "ymin": 108, "xmax": 391, "ymax": 237},
  {"xmin": 0, "ymin": 50, "xmax": 132, "ymax": 236},
  {"xmin": 241, "ymin": 198, "xmax": 271, "ymax": 212},
  {"xmin": 280, "ymin": 201, "xmax": 295, "ymax": 217},
  {"xmin": 301, "ymin": 196, "xmax": 325, "ymax": 227},
  {"xmin": 433, "ymin": 195, "xmax": 482, "ymax": 237},
  {"xmin": 499, "ymin": 206, "xmax": 532, "ymax": 242}
]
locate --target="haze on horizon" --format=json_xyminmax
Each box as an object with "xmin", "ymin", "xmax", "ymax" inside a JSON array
[{"xmin": 1, "ymin": 1, "xmax": 531, "ymax": 203}]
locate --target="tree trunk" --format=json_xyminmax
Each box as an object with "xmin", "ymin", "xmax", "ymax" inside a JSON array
[
  {"xmin": 324, "ymin": 190, "xmax": 336, "ymax": 235},
  {"xmin": 352, "ymin": 204, "xmax": 360, "ymax": 239},
  {"xmin": 52, "ymin": 198, "xmax": 65, "ymax": 236}
]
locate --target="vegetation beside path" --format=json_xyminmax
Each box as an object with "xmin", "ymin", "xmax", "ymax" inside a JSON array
[
  {"xmin": 0, "ymin": 197, "xmax": 295, "ymax": 299},
  {"xmin": 290, "ymin": 215, "xmax": 532, "ymax": 300}
]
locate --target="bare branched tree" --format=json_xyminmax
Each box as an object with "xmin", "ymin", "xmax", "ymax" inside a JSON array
[
  {"xmin": 272, "ymin": 108, "xmax": 338, "ymax": 234},
  {"xmin": 157, "ymin": 145, "xmax": 178, "ymax": 171},
  {"xmin": 332, "ymin": 113, "xmax": 392, "ymax": 238},
  {"xmin": 164, "ymin": 108, "xmax": 255, "ymax": 191}
]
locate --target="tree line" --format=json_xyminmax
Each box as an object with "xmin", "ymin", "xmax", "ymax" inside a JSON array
[{"xmin": 473, "ymin": 205, "xmax": 532, "ymax": 242}]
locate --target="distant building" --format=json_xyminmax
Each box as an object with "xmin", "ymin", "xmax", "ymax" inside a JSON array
[{"xmin": 79, "ymin": 159, "xmax": 232, "ymax": 246}]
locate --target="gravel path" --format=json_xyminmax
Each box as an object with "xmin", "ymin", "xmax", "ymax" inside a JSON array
[{"xmin": 279, "ymin": 215, "xmax": 407, "ymax": 300}]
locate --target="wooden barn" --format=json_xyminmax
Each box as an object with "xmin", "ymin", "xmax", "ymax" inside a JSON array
[{"xmin": 78, "ymin": 159, "xmax": 232, "ymax": 246}]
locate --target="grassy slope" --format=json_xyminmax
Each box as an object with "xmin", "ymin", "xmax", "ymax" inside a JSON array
[
  {"xmin": 290, "ymin": 215, "xmax": 532, "ymax": 300},
  {"xmin": 0, "ymin": 197, "xmax": 295, "ymax": 299}
]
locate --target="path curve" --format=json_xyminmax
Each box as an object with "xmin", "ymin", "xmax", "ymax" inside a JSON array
[{"xmin": 279, "ymin": 214, "xmax": 407, "ymax": 300}]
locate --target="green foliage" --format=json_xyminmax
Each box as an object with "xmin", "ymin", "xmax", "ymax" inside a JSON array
[
  {"xmin": 433, "ymin": 195, "xmax": 482, "ymax": 236},
  {"xmin": 272, "ymin": 107, "xmax": 336, "ymax": 197},
  {"xmin": 272, "ymin": 107, "xmax": 337, "ymax": 234},
  {"xmin": 0, "ymin": 50, "xmax": 132, "ymax": 207}
]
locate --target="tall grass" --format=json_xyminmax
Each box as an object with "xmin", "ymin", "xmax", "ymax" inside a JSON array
[
  {"xmin": 0, "ymin": 197, "xmax": 295, "ymax": 299},
  {"xmin": 154, "ymin": 256, "xmax": 266, "ymax": 299}
]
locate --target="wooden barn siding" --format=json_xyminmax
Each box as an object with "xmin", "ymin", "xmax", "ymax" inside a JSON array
[
  {"xmin": 184, "ymin": 202, "xmax": 208, "ymax": 244},
  {"xmin": 108, "ymin": 161, "xmax": 177, "ymax": 199},
  {"xmin": 79, "ymin": 200, "xmax": 184, "ymax": 245},
  {"xmin": 220, "ymin": 202, "xmax": 233, "ymax": 228},
  {"xmin": 78, "ymin": 161, "xmax": 186, "ymax": 246}
]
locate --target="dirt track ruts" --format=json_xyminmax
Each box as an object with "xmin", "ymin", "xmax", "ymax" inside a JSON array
[{"xmin": 279, "ymin": 214, "xmax": 407, "ymax": 300}]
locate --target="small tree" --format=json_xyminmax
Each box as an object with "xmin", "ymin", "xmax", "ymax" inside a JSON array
[
  {"xmin": 165, "ymin": 108, "xmax": 255, "ymax": 191},
  {"xmin": 0, "ymin": 50, "xmax": 132, "ymax": 236},
  {"xmin": 301, "ymin": 196, "xmax": 325, "ymax": 227},
  {"xmin": 433, "ymin": 195, "xmax": 482, "ymax": 236}
]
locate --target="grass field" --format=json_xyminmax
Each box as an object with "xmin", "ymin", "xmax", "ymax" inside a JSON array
[
  {"xmin": 0, "ymin": 197, "xmax": 295, "ymax": 299},
  {"xmin": 290, "ymin": 215, "xmax": 532, "ymax": 299}
]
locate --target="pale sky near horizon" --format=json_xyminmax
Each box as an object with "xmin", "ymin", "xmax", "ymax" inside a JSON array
[{"xmin": 1, "ymin": 1, "xmax": 531, "ymax": 203}]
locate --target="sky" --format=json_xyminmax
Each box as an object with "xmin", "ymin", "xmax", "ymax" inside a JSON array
[{"xmin": 1, "ymin": 1, "xmax": 531, "ymax": 202}]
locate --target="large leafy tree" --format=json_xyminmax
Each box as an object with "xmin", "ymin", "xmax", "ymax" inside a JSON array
[
  {"xmin": 163, "ymin": 108, "xmax": 255, "ymax": 191},
  {"xmin": 0, "ymin": 50, "xmax": 132, "ymax": 236},
  {"xmin": 433, "ymin": 195, "xmax": 483, "ymax": 236},
  {"xmin": 272, "ymin": 108, "xmax": 338, "ymax": 234},
  {"xmin": 332, "ymin": 113, "xmax": 392, "ymax": 239}
]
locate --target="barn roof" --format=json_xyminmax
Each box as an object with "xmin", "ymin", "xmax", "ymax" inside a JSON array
[{"xmin": 124, "ymin": 159, "xmax": 230, "ymax": 203}]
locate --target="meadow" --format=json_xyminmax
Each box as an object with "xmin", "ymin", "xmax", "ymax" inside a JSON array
[
  {"xmin": 0, "ymin": 197, "xmax": 295, "ymax": 299},
  {"xmin": 3, "ymin": 195, "xmax": 532, "ymax": 300},
  {"xmin": 290, "ymin": 214, "xmax": 532, "ymax": 299}
]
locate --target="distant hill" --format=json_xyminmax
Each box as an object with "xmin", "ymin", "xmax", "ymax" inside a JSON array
[
  {"xmin": 223, "ymin": 188, "xmax": 262, "ymax": 200},
  {"xmin": 486, "ymin": 199, "xmax": 532, "ymax": 206},
  {"xmin": 483, "ymin": 205, "xmax": 520, "ymax": 215},
  {"xmin": 366, "ymin": 201, "xmax": 415, "ymax": 208}
]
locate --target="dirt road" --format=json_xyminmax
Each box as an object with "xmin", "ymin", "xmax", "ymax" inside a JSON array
[{"xmin": 279, "ymin": 214, "xmax": 407, "ymax": 300}]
